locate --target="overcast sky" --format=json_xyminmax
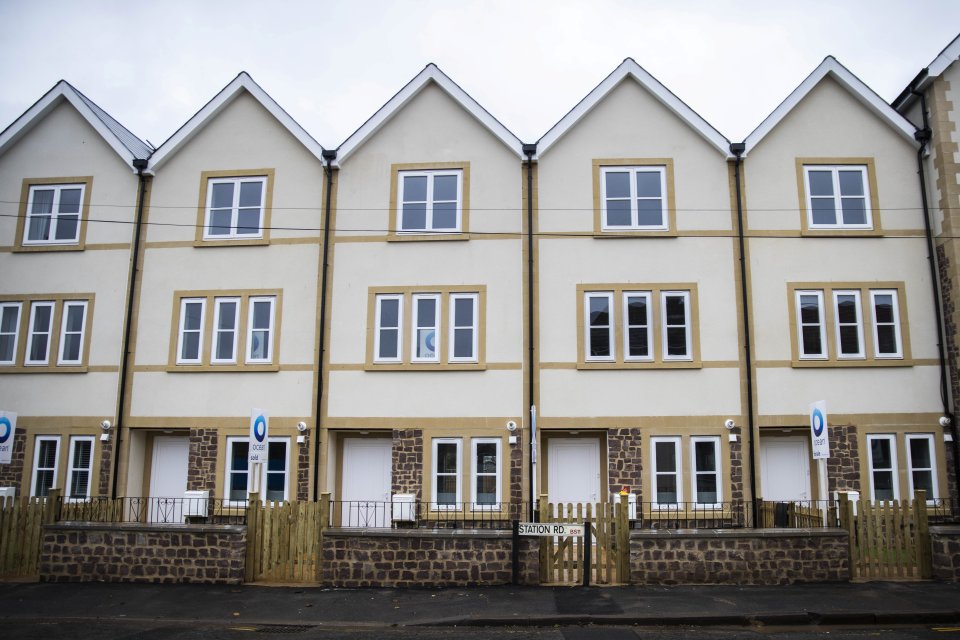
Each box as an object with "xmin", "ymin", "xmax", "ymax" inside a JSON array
[{"xmin": 1, "ymin": 1, "xmax": 958, "ymax": 150}]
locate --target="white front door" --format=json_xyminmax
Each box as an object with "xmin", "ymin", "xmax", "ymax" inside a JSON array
[
  {"xmin": 148, "ymin": 436, "xmax": 189, "ymax": 523},
  {"xmin": 548, "ymin": 437, "xmax": 601, "ymax": 505},
  {"xmin": 341, "ymin": 438, "xmax": 392, "ymax": 527},
  {"xmin": 760, "ymin": 436, "xmax": 811, "ymax": 501}
]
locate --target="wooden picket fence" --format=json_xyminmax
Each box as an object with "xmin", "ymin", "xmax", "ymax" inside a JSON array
[
  {"xmin": 0, "ymin": 491, "xmax": 58, "ymax": 579},
  {"xmin": 538, "ymin": 495, "xmax": 629, "ymax": 585},
  {"xmin": 245, "ymin": 494, "xmax": 330, "ymax": 583},
  {"xmin": 757, "ymin": 500, "xmax": 833, "ymax": 528},
  {"xmin": 838, "ymin": 491, "xmax": 932, "ymax": 580}
]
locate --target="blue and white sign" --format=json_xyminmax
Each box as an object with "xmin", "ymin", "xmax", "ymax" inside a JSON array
[
  {"xmin": 0, "ymin": 410, "xmax": 17, "ymax": 465},
  {"xmin": 810, "ymin": 401, "xmax": 830, "ymax": 460},
  {"xmin": 249, "ymin": 408, "xmax": 269, "ymax": 464}
]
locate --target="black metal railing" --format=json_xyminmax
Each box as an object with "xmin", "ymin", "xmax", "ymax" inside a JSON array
[
  {"xmin": 329, "ymin": 500, "xmax": 530, "ymax": 530},
  {"xmin": 56, "ymin": 496, "xmax": 248, "ymax": 525}
]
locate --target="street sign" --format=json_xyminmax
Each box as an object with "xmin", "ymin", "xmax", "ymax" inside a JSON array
[
  {"xmin": 0, "ymin": 410, "xmax": 16, "ymax": 465},
  {"xmin": 810, "ymin": 400, "xmax": 830, "ymax": 459},
  {"xmin": 518, "ymin": 522, "xmax": 585, "ymax": 537},
  {"xmin": 249, "ymin": 408, "xmax": 269, "ymax": 464}
]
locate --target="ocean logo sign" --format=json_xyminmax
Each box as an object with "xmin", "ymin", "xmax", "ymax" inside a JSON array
[
  {"xmin": 0, "ymin": 417, "xmax": 11, "ymax": 444},
  {"xmin": 419, "ymin": 330, "xmax": 436, "ymax": 359},
  {"xmin": 253, "ymin": 414, "xmax": 267, "ymax": 442},
  {"xmin": 811, "ymin": 407, "xmax": 825, "ymax": 438}
]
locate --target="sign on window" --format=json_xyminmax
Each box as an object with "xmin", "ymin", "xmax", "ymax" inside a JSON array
[
  {"xmin": 0, "ymin": 410, "xmax": 16, "ymax": 465},
  {"xmin": 249, "ymin": 408, "xmax": 269, "ymax": 464}
]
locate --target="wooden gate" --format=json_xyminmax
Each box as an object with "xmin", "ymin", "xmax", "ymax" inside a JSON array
[
  {"xmin": 0, "ymin": 493, "xmax": 56, "ymax": 579},
  {"xmin": 538, "ymin": 496, "xmax": 629, "ymax": 585},
  {"xmin": 838, "ymin": 491, "xmax": 932, "ymax": 580},
  {"xmin": 245, "ymin": 495, "xmax": 329, "ymax": 583}
]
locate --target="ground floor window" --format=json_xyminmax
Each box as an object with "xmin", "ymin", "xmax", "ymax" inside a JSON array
[
  {"xmin": 432, "ymin": 438, "xmax": 461, "ymax": 509},
  {"xmin": 225, "ymin": 437, "xmax": 289, "ymax": 503},
  {"xmin": 31, "ymin": 436, "xmax": 60, "ymax": 497},
  {"xmin": 906, "ymin": 433, "xmax": 937, "ymax": 502},
  {"xmin": 66, "ymin": 436, "xmax": 94, "ymax": 501},
  {"xmin": 651, "ymin": 435, "xmax": 723, "ymax": 508},
  {"xmin": 867, "ymin": 434, "xmax": 898, "ymax": 501},
  {"xmin": 471, "ymin": 438, "xmax": 501, "ymax": 508}
]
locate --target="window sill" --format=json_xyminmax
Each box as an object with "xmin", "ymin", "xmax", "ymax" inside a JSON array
[
  {"xmin": 791, "ymin": 358, "xmax": 910, "ymax": 368},
  {"xmin": 800, "ymin": 228, "xmax": 882, "ymax": 238},
  {"xmin": 166, "ymin": 364, "xmax": 280, "ymax": 373},
  {"xmin": 13, "ymin": 243, "xmax": 85, "ymax": 253},
  {"xmin": 193, "ymin": 238, "xmax": 270, "ymax": 248},
  {"xmin": 0, "ymin": 365, "xmax": 88, "ymax": 373},
  {"xmin": 577, "ymin": 361, "xmax": 701, "ymax": 370},
  {"xmin": 593, "ymin": 229, "xmax": 677, "ymax": 239},
  {"xmin": 386, "ymin": 232, "xmax": 470, "ymax": 242},
  {"xmin": 365, "ymin": 362, "xmax": 486, "ymax": 371}
]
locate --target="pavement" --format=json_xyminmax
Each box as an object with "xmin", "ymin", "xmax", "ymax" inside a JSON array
[{"xmin": 2, "ymin": 581, "xmax": 960, "ymax": 628}]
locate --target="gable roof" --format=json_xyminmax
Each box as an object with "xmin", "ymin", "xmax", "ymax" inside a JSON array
[
  {"xmin": 147, "ymin": 72, "xmax": 324, "ymax": 173},
  {"xmin": 336, "ymin": 63, "xmax": 524, "ymax": 165},
  {"xmin": 744, "ymin": 56, "xmax": 918, "ymax": 155},
  {"xmin": 892, "ymin": 33, "xmax": 960, "ymax": 112},
  {"xmin": 0, "ymin": 80, "xmax": 152, "ymax": 170},
  {"xmin": 536, "ymin": 58, "xmax": 731, "ymax": 159}
]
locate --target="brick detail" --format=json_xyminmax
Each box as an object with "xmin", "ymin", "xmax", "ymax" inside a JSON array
[
  {"xmin": 187, "ymin": 428, "xmax": 217, "ymax": 492},
  {"xmin": 392, "ymin": 429, "xmax": 422, "ymax": 500},
  {"xmin": 730, "ymin": 428, "xmax": 743, "ymax": 504},
  {"xmin": 40, "ymin": 524, "xmax": 246, "ymax": 584},
  {"xmin": 607, "ymin": 428, "xmax": 642, "ymax": 500},
  {"xmin": 97, "ymin": 436, "xmax": 113, "ymax": 497},
  {"xmin": 0, "ymin": 432, "xmax": 26, "ymax": 493},
  {"xmin": 931, "ymin": 526, "xmax": 960, "ymax": 582},
  {"xmin": 509, "ymin": 436, "xmax": 522, "ymax": 505},
  {"xmin": 629, "ymin": 530, "xmax": 849, "ymax": 585},
  {"xmin": 321, "ymin": 532, "xmax": 539, "ymax": 587},
  {"xmin": 297, "ymin": 439, "xmax": 310, "ymax": 501},
  {"xmin": 826, "ymin": 424, "xmax": 860, "ymax": 494}
]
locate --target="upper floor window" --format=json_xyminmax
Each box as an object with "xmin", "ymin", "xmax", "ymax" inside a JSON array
[
  {"xmin": 798, "ymin": 161, "xmax": 879, "ymax": 234},
  {"xmin": 204, "ymin": 176, "xmax": 267, "ymax": 239},
  {"xmin": 398, "ymin": 169, "xmax": 463, "ymax": 233},
  {"xmin": 15, "ymin": 178, "xmax": 92, "ymax": 251},
  {"xmin": 0, "ymin": 296, "xmax": 93, "ymax": 371},
  {"xmin": 600, "ymin": 166, "xmax": 667, "ymax": 230},
  {"xmin": 172, "ymin": 291, "xmax": 279, "ymax": 369}
]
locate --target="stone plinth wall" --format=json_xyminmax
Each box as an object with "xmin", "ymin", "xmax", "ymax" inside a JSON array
[
  {"xmin": 40, "ymin": 523, "xmax": 246, "ymax": 584},
  {"xmin": 629, "ymin": 528, "xmax": 849, "ymax": 585},
  {"xmin": 931, "ymin": 526, "xmax": 960, "ymax": 582},
  {"xmin": 321, "ymin": 529, "xmax": 539, "ymax": 587}
]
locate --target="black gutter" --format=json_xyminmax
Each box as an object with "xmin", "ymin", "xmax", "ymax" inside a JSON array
[
  {"xmin": 522, "ymin": 143, "xmax": 536, "ymax": 521},
  {"xmin": 730, "ymin": 143, "xmax": 758, "ymax": 526},
  {"xmin": 911, "ymin": 90, "xmax": 960, "ymax": 497},
  {"xmin": 313, "ymin": 149, "xmax": 337, "ymax": 499},
  {"xmin": 111, "ymin": 158, "xmax": 149, "ymax": 499}
]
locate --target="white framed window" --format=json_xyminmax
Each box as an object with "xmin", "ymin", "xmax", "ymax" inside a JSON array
[
  {"xmin": 867, "ymin": 434, "xmax": 899, "ymax": 501},
  {"xmin": 585, "ymin": 292, "xmax": 614, "ymax": 361},
  {"xmin": 176, "ymin": 298, "xmax": 206, "ymax": 364},
  {"xmin": 906, "ymin": 434, "xmax": 937, "ymax": 502},
  {"xmin": 449, "ymin": 293, "xmax": 479, "ymax": 362},
  {"xmin": 226, "ymin": 438, "xmax": 251, "ymax": 503},
  {"xmin": 691, "ymin": 437, "xmax": 721, "ymax": 507},
  {"xmin": 804, "ymin": 165, "xmax": 871, "ymax": 229},
  {"xmin": 264, "ymin": 438, "xmax": 289, "ymax": 503},
  {"xmin": 66, "ymin": 436, "xmax": 95, "ymax": 501},
  {"xmin": 203, "ymin": 176, "xmax": 267, "ymax": 239},
  {"xmin": 225, "ymin": 436, "xmax": 289, "ymax": 504},
  {"xmin": 211, "ymin": 297, "xmax": 240, "ymax": 364},
  {"xmin": 412, "ymin": 293, "xmax": 440, "ymax": 363},
  {"xmin": 398, "ymin": 170, "xmax": 462, "ymax": 233},
  {"xmin": 652, "ymin": 437, "xmax": 681, "ymax": 507},
  {"xmin": 471, "ymin": 438, "xmax": 501, "ymax": 509},
  {"xmin": 796, "ymin": 291, "xmax": 827, "ymax": 359},
  {"xmin": 833, "ymin": 290, "xmax": 864, "ymax": 359},
  {"xmin": 432, "ymin": 438, "xmax": 462, "ymax": 510},
  {"xmin": 25, "ymin": 301, "xmax": 55, "ymax": 365},
  {"xmin": 871, "ymin": 290, "xmax": 903, "ymax": 359},
  {"xmin": 661, "ymin": 291, "xmax": 691, "ymax": 360},
  {"xmin": 600, "ymin": 166, "xmax": 667, "ymax": 230},
  {"xmin": 31, "ymin": 436, "xmax": 60, "ymax": 497},
  {"xmin": 246, "ymin": 296, "xmax": 275, "ymax": 363},
  {"xmin": 623, "ymin": 292, "xmax": 652, "ymax": 361},
  {"xmin": 374, "ymin": 294, "xmax": 403, "ymax": 363},
  {"xmin": 0, "ymin": 302, "xmax": 22, "ymax": 365},
  {"xmin": 57, "ymin": 301, "xmax": 88, "ymax": 365},
  {"xmin": 24, "ymin": 184, "xmax": 84, "ymax": 245}
]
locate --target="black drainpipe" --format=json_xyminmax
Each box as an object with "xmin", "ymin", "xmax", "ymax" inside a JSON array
[
  {"xmin": 522, "ymin": 143, "xmax": 536, "ymax": 520},
  {"xmin": 911, "ymin": 90, "xmax": 960, "ymax": 496},
  {"xmin": 313, "ymin": 149, "xmax": 337, "ymax": 499},
  {"xmin": 111, "ymin": 158, "xmax": 149, "ymax": 499},
  {"xmin": 729, "ymin": 143, "xmax": 758, "ymax": 526}
]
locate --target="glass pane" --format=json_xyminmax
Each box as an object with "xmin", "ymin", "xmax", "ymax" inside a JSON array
[
  {"xmin": 836, "ymin": 295, "xmax": 857, "ymax": 324},
  {"xmin": 910, "ymin": 439, "xmax": 931, "ymax": 468},
  {"xmin": 73, "ymin": 440, "xmax": 91, "ymax": 467},
  {"xmin": 695, "ymin": 441, "xmax": 716, "ymax": 472},
  {"xmin": 665, "ymin": 296, "xmax": 685, "ymax": 325},
  {"xmin": 656, "ymin": 475, "xmax": 677, "ymax": 503},
  {"xmin": 35, "ymin": 470, "xmax": 54, "ymax": 496},
  {"xmin": 436, "ymin": 476, "xmax": 457, "ymax": 505},
  {"xmin": 476, "ymin": 476, "xmax": 496, "ymax": 504},
  {"xmin": 871, "ymin": 439, "xmax": 892, "ymax": 469},
  {"xmin": 696, "ymin": 475, "xmax": 717, "ymax": 503},
  {"xmin": 238, "ymin": 181, "xmax": 262, "ymax": 207},
  {"xmin": 62, "ymin": 334, "xmax": 81, "ymax": 361},
  {"xmin": 589, "ymin": 328, "xmax": 610, "ymax": 356},
  {"xmin": 666, "ymin": 327, "xmax": 687, "ymax": 356},
  {"xmin": 627, "ymin": 327, "xmax": 648, "ymax": 357},
  {"xmin": 379, "ymin": 299, "xmax": 399, "ymax": 327},
  {"xmin": 211, "ymin": 183, "xmax": 234, "ymax": 209},
  {"xmin": 58, "ymin": 188, "xmax": 82, "ymax": 213},
  {"xmin": 416, "ymin": 298, "xmax": 436, "ymax": 327},
  {"xmin": 433, "ymin": 174, "xmax": 458, "ymax": 201},
  {"xmin": 417, "ymin": 328, "xmax": 436, "ymax": 358},
  {"xmin": 378, "ymin": 329, "xmax": 398, "ymax": 359},
  {"xmin": 231, "ymin": 442, "xmax": 249, "ymax": 470},
  {"xmin": 184, "ymin": 303, "xmax": 203, "ymax": 330},
  {"xmin": 636, "ymin": 199, "xmax": 663, "ymax": 227},
  {"xmin": 876, "ymin": 326, "xmax": 897, "ymax": 354},
  {"xmin": 268, "ymin": 442, "xmax": 286, "ymax": 471},
  {"xmin": 437, "ymin": 443, "xmax": 458, "ymax": 473},
  {"xmin": 29, "ymin": 334, "xmax": 48, "ymax": 361},
  {"xmin": 912, "ymin": 470, "xmax": 933, "ymax": 495},
  {"xmin": 218, "ymin": 302, "xmax": 237, "ymax": 329},
  {"xmin": 454, "ymin": 297, "xmax": 473, "ymax": 327},
  {"xmin": 216, "ymin": 332, "xmax": 234, "ymax": 360},
  {"xmin": 66, "ymin": 305, "xmax": 84, "ymax": 332},
  {"xmin": 403, "ymin": 175, "xmax": 427, "ymax": 202},
  {"xmin": 32, "ymin": 189, "xmax": 54, "ymax": 214},
  {"xmin": 401, "ymin": 202, "xmax": 426, "ymax": 230},
  {"xmin": 253, "ymin": 301, "xmax": 270, "ymax": 329},
  {"xmin": 250, "ymin": 330, "xmax": 268, "ymax": 360},
  {"xmin": 475, "ymin": 443, "xmax": 497, "ymax": 472},
  {"xmin": 32, "ymin": 305, "xmax": 50, "ymax": 331},
  {"xmin": 236, "ymin": 208, "xmax": 261, "ymax": 234},
  {"xmin": 38, "ymin": 441, "xmax": 57, "ymax": 468},
  {"xmin": 626, "ymin": 297, "xmax": 647, "ymax": 326},
  {"xmin": 655, "ymin": 442, "xmax": 676, "ymax": 472},
  {"xmin": 55, "ymin": 215, "xmax": 79, "ymax": 240},
  {"xmin": 229, "ymin": 473, "xmax": 248, "ymax": 501},
  {"xmin": 69, "ymin": 470, "xmax": 89, "ymax": 498},
  {"xmin": 811, "ymin": 198, "xmax": 837, "ymax": 225},
  {"xmin": 181, "ymin": 333, "xmax": 199, "ymax": 360},
  {"xmin": 0, "ymin": 336, "xmax": 13, "ymax": 361},
  {"xmin": 873, "ymin": 471, "xmax": 894, "ymax": 501},
  {"xmin": 27, "ymin": 215, "xmax": 51, "ymax": 241},
  {"xmin": 800, "ymin": 296, "xmax": 821, "ymax": 323},
  {"xmin": 605, "ymin": 199, "xmax": 631, "ymax": 226},
  {"xmin": 453, "ymin": 328, "xmax": 472, "ymax": 358},
  {"xmin": 839, "ymin": 325, "xmax": 860, "ymax": 355},
  {"xmin": 808, "ymin": 171, "xmax": 834, "ymax": 196},
  {"xmin": 838, "ymin": 171, "xmax": 864, "ymax": 196},
  {"xmin": 635, "ymin": 171, "xmax": 661, "ymax": 197},
  {"xmin": 1, "ymin": 307, "xmax": 17, "ymax": 333},
  {"xmin": 874, "ymin": 295, "xmax": 893, "ymax": 323},
  {"xmin": 605, "ymin": 172, "xmax": 630, "ymax": 198},
  {"xmin": 209, "ymin": 209, "xmax": 232, "ymax": 235},
  {"xmin": 266, "ymin": 473, "xmax": 284, "ymax": 500},
  {"xmin": 589, "ymin": 297, "xmax": 609, "ymax": 326},
  {"xmin": 432, "ymin": 202, "xmax": 457, "ymax": 230},
  {"xmin": 840, "ymin": 198, "xmax": 867, "ymax": 225}
]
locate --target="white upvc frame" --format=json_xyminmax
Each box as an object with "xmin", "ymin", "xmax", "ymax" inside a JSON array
[
  {"xmin": 651, "ymin": 436, "xmax": 682, "ymax": 508},
  {"xmin": 449, "ymin": 293, "xmax": 479, "ymax": 363},
  {"xmin": 176, "ymin": 298, "xmax": 207, "ymax": 364},
  {"xmin": 796, "ymin": 290, "xmax": 827, "ymax": 359},
  {"xmin": 246, "ymin": 296, "xmax": 276, "ymax": 364},
  {"xmin": 65, "ymin": 435, "xmax": 95, "ymax": 502},
  {"xmin": 23, "ymin": 183, "xmax": 85, "ymax": 245},
  {"xmin": 397, "ymin": 169, "xmax": 463, "ymax": 233},
  {"xmin": 870, "ymin": 289, "xmax": 903, "ymax": 359},
  {"xmin": 373, "ymin": 294, "xmax": 403, "ymax": 363},
  {"xmin": 203, "ymin": 176, "xmax": 267, "ymax": 240},
  {"xmin": 211, "ymin": 297, "xmax": 241, "ymax": 364},
  {"xmin": 833, "ymin": 289, "xmax": 865, "ymax": 359},
  {"xmin": 803, "ymin": 165, "xmax": 872, "ymax": 230},
  {"xmin": 600, "ymin": 165, "xmax": 668, "ymax": 231},
  {"xmin": 661, "ymin": 291, "xmax": 691, "ymax": 361},
  {"xmin": 31, "ymin": 435, "xmax": 60, "ymax": 497},
  {"xmin": 905, "ymin": 433, "xmax": 938, "ymax": 503},
  {"xmin": 25, "ymin": 301, "xmax": 55, "ymax": 365},
  {"xmin": 263, "ymin": 437, "xmax": 290, "ymax": 503},
  {"xmin": 224, "ymin": 436, "xmax": 290, "ymax": 505},
  {"xmin": 432, "ymin": 438, "xmax": 462, "ymax": 510},
  {"xmin": 585, "ymin": 291, "xmax": 614, "ymax": 361},
  {"xmin": 411, "ymin": 293, "xmax": 441, "ymax": 363},
  {"xmin": 623, "ymin": 291, "xmax": 653, "ymax": 361},
  {"xmin": 470, "ymin": 437, "xmax": 501, "ymax": 509},
  {"xmin": 690, "ymin": 436, "xmax": 722, "ymax": 507},
  {"xmin": 0, "ymin": 302, "xmax": 22, "ymax": 365},
  {"xmin": 867, "ymin": 434, "xmax": 899, "ymax": 501},
  {"xmin": 57, "ymin": 300, "xmax": 88, "ymax": 365}
]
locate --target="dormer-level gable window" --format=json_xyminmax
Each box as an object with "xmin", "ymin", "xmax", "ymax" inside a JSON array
[
  {"xmin": 203, "ymin": 176, "xmax": 267, "ymax": 239},
  {"xmin": 15, "ymin": 178, "xmax": 93, "ymax": 251},
  {"xmin": 398, "ymin": 169, "xmax": 463, "ymax": 233}
]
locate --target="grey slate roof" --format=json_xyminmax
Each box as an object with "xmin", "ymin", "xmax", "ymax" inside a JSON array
[{"xmin": 68, "ymin": 81, "xmax": 153, "ymax": 159}]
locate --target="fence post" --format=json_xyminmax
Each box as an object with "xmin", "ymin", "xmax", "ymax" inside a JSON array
[
  {"xmin": 838, "ymin": 492, "xmax": 853, "ymax": 580},
  {"xmin": 319, "ymin": 492, "xmax": 331, "ymax": 532},
  {"xmin": 617, "ymin": 493, "xmax": 630, "ymax": 584},
  {"xmin": 512, "ymin": 519, "xmax": 520, "ymax": 586},
  {"xmin": 538, "ymin": 494, "xmax": 548, "ymax": 584},
  {"xmin": 914, "ymin": 490, "xmax": 932, "ymax": 580},
  {"xmin": 582, "ymin": 520, "xmax": 592, "ymax": 587},
  {"xmin": 245, "ymin": 493, "xmax": 261, "ymax": 583},
  {"xmin": 43, "ymin": 488, "xmax": 61, "ymax": 524}
]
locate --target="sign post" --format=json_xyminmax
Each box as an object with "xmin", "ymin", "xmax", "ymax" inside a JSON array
[
  {"xmin": 249, "ymin": 408, "xmax": 268, "ymax": 498},
  {"xmin": 810, "ymin": 401, "xmax": 830, "ymax": 508},
  {"xmin": 0, "ymin": 411, "xmax": 16, "ymax": 465}
]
